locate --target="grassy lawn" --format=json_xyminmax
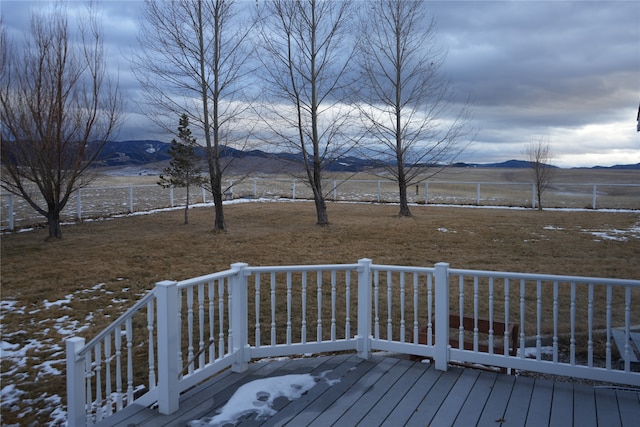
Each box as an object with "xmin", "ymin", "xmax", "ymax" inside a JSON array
[{"xmin": 1, "ymin": 201, "xmax": 639, "ymax": 425}]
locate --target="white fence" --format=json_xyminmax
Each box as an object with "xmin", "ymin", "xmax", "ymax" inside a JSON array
[
  {"xmin": 66, "ymin": 259, "xmax": 640, "ymax": 426},
  {"xmin": 3, "ymin": 178, "xmax": 640, "ymax": 230}
]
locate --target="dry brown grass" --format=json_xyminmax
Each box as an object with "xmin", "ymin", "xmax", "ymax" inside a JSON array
[{"xmin": 1, "ymin": 201, "xmax": 639, "ymax": 425}]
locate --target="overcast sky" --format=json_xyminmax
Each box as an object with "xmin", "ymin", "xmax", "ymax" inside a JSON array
[{"xmin": 3, "ymin": 0, "xmax": 639, "ymax": 167}]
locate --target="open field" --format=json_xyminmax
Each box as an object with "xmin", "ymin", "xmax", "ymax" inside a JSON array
[
  {"xmin": 1, "ymin": 201, "xmax": 640, "ymax": 425},
  {"xmin": 2, "ymin": 167, "xmax": 639, "ymax": 230}
]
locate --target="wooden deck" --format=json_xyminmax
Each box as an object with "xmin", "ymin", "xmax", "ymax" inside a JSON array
[{"xmin": 96, "ymin": 352, "xmax": 640, "ymax": 427}]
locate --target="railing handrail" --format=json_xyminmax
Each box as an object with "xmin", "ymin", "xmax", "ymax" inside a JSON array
[
  {"xmin": 176, "ymin": 268, "xmax": 237, "ymax": 288},
  {"xmin": 76, "ymin": 290, "xmax": 155, "ymax": 358},
  {"xmin": 449, "ymin": 268, "xmax": 640, "ymax": 286}
]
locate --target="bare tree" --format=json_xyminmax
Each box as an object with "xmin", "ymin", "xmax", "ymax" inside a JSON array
[
  {"xmin": 525, "ymin": 137, "xmax": 555, "ymax": 210},
  {"xmin": 158, "ymin": 114, "xmax": 207, "ymax": 225},
  {"xmin": 356, "ymin": 0, "xmax": 474, "ymax": 217},
  {"xmin": 0, "ymin": 4, "xmax": 121, "ymax": 238},
  {"xmin": 134, "ymin": 0, "xmax": 253, "ymax": 232},
  {"xmin": 256, "ymin": 0, "xmax": 356, "ymax": 226}
]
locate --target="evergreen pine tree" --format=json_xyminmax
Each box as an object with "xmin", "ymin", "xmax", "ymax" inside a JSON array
[{"xmin": 158, "ymin": 114, "xmax": 206, "ymax": 224}]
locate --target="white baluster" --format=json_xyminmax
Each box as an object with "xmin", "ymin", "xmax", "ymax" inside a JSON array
[
  {"xmin": 218, "ymin": 280, "xmax": 225, "ymax": 357},
  {"xmin": 198, "ymin": 283, "xmax": 205, "ymax": 369},
  {"xmin": 345, "ymin": 270, "xmax": 351, "ymax": 339},
  {"xmin": 553, "ymin": 281, "xmax": 559, "ymax": 363},
  {"xmin": 387, "ymin": 271, "xmax": 392, "ymax": 341},
  {"xmin": 270, "ymin": 272, "xmax": 276, "ymax": 346},
  {"xmin": 302, "ymin": 272, "xmax": 307, "ymax": 344},
  {"xmin": 104, "ymin": 337, "xmax": 112, "ymax": 416},
  {"xmin": 473, "ymin": 277, "xmax": 479, "ymax": 352},
  {"xmin": 374, "ymin": 270, "xmax": 380, "ymax": 340},
  {"xmin": 317, "ymin": 271, "xmax": 323, "ymax": 342},
  {"xmin": 208, "ymin": 281, "xmax": 215, "ymax": 362},
  {"xmin": 126, "ymin": 318, "xmax": 134, "ymax": 404},
  {"xmin": 536, "ymin": 280, "xmax": 542, "ymax": 361},
  {"xmin": 331, "ymin": 270, "xmax": 337, "ymax": 342},
  {"xmin": 400, "ymin": 272, "xmax": 406, "ymax": 343},
  {"xmin": 187, "ymin": 287, "xmax": 194, "ymax": 374},
  {"xmin": 254, "ymin": 274, "xmax": 261, "ymax": 348},
  {"xmin": 570, "ymin": 282, "xmax": 576, "ymax": 365},
  {"xmin": 95, "ymin": 343, "xmax": 102, "ymax": 421},
  {"xmin": 287, "ymin": 272, "xmax": 292, "ymax": 345},
  {"xmin": 488, "ymin": 277, "xmax": 494, "ymax": 354},
  {"xmin": 147, "ymin": 301, "xmax": 156, "ymax": 388},
  {"xmin": 413, "ymin": 273, "xmax": 419, "ymax": 344}
]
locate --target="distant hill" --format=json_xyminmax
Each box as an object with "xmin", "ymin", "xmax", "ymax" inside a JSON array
[{"xmin": 93, "ymin": 140, "xmax": 639, "ymax": 171}]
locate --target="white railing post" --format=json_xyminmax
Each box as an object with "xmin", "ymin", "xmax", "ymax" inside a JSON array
[
  {"xmin": 170, "ymin": 186, "xmax": 174, "ymax": 207},
  {"xmin": 292, "ymin": 179, "xmax": 296, "ymax": 199},
  {"xmin": 156, "ymin": 280, "xmax": 179, "ymax": 415},
  {"xmin": 333, "ymin": 180, "xmax": 337, "ymax": 201},
  {"xmin": 477, "ymin": 183, "xmax": 481, "ymax": 205},
  {"xmin": 434, "ymin": 262, "xmax": 450, "ymax": 371},
  {"xmin": 532, "ymin": 184, "xmax": 536, "ymax": 209},
  {"xmin": 593, "ymin": 184, "xmax": 597, "ymax": 210},
  {"xmin": 202, "ymin": 186, "xmax": 207, "ymax": 203},
  {"xmin": 66, "ymin": 336, "xmax": 86, "ymax": 427},
  {"xmin": 356, "ymin": 258, "xmax": 372, "ymax": 359},
  {"xmin": 230, "ymin": 262, "xmax": 250, "ymax": 373},
  {"xmin": 377, "ymin": 181, "xmax": 381, "ymax": 202}
]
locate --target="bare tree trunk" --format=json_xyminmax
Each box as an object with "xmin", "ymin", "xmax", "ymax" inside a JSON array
[{"xmin": 47, "ymin": 210, "xmax": 62, "ymax": 239}]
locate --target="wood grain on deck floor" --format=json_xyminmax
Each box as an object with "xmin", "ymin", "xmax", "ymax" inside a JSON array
[{"xmin": 96, "ymin": 353, "xmax": 640, "ymax": 427}]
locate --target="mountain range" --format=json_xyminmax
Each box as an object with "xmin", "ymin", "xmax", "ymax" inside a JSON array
[{"xmin": 94, "ymin": 140, "xmax": 640, "ymax": 171}]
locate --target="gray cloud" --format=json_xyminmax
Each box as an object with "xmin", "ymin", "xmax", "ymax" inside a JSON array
[{"xmin": 3, "ymin": 0, "xmax": 639, "ymax": 167}]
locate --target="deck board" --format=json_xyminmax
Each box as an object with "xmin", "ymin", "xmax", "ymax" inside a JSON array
[
  {"xmin": 549, "ymin": 381, "xmax": 574, "ymax": 426},
  {"xmin": 93, "ymin": 352, "xmax": 640, "ymax": 427},
  {"xmin": 475, "ymin": 372, "xmax": 512, "ymax": 426}
]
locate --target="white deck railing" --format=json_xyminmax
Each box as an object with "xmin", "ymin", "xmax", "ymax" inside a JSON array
[{"xmin": 66, "ymin": 259, "xmax": 640, "ymax": 426}]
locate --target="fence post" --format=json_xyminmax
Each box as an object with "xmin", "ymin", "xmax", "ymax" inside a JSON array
[
  {"xmin": 156, "ymin": 280, "xmax": 180, "ymax": 415},
  {"xmin": 434, "ymin": 262, "xmax": 450, "ymax": 371},
  {"xmin": 425, "ymin": 182, "xmax": 429, "ymax": 204},
  {"xmin": 7, "ymin": 194, "xmax": 14, "ymax": 230},
  {"xmin": 66, "ymin": 337, "xmax": 86, "ymax": 427},
  {"xmin": 593, "ymin": 184, "xmax": 597, "ymax": 210},
  {"xmin": 477, "ymin": 183, "xmax": 481, "ymax": 205},
  {"xmin": 531, "ymin": 184, "xmax": 536, "ymax": 209},
  {"xmin": 292, "ymin": 179, "xmax": 296, "ymax": 199},
  {"xmin": 333, "ymin": 180, "xmax": 337, "ymax": 201},
  {"xmin": 202, "ymin": 186, "xmax": 207, "ymax": 203},
  {"xmin": 230, "ymin": 262, "xmax": 250, "ymax": 373},
  {"xmin": 356, "ymin": 258, "xmax": 372, "ymax": 359},
  {"xmin": 253, "ymin": 178, "xmax": 257, "ymax": 199},
  {"xmin": 129, "ymin": 186, "xmax": 134, "ymax": 213},
  {"xmin": 170, "ymin": 187, "xmax": 174, "ymax": 207},
  {"xmin": 76, "ymin": 190, "xmax": 82, "ymax": 221},
  {"xmin": 377, "ymin": 181, "xmax": 381, "ymax": 202}
]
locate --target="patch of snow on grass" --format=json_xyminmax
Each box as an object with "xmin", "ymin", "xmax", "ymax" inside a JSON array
[
  {"xmin": 543, "ymin": 225, "xmax": 564, "ymax": 231},
  {"xmin": 437, "ymin": 227, "xmax": 457, "ymax": 233},
  {"xmin": 584, "ymin": 223, "xmax": 640, "ymax": 242},
  {"xmin": 43, "ymin": 295, "xmax": 73, "ymax": 309}
]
